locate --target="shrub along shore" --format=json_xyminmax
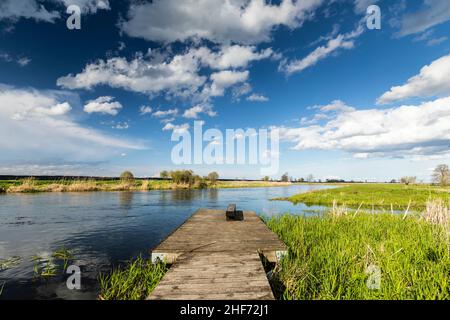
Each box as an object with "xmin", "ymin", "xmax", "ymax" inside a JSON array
[{"xmin": 98, "ymin": 199, "xmax": 450, "ymax": 300}]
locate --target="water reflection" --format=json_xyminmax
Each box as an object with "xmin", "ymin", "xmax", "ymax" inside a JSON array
[{"xmin": 119, "ymin": 192, "xmax": 134, "ymax": 212}]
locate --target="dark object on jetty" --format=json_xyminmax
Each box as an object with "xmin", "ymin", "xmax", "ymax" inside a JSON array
[
  {"xmin": 0, "ymin": 187, "xmax": 5, "ymax": 193},
  {"xmin": 226, "ymin": 204, "xmax": 244, "ymax": 221}
]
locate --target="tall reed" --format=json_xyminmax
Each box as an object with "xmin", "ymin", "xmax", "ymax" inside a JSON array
[{"xmin": 265, "ymin": 211, "xmax": 450, "ymax": 300}]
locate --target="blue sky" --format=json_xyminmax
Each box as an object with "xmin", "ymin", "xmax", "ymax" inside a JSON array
[{"xmin": 1, "ymin": 0, "xmax": 450, "ymax": 181}]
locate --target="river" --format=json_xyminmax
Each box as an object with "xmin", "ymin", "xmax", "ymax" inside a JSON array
[{"xmin": 0, "ymin": 185, "xmax": 333, "ymax": 300}]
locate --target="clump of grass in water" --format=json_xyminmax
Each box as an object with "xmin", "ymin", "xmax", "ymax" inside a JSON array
[
  {"xmin": 31, "ymin": 255, "xmax": 58, "ymax": 278},
  {"xmin": 0, "ymin": 256, "xmax": 22, "ymax": 271},
  {"xmin": 40, "ymin": 261, "xmax": 58, "ymax": 277},
  {"xmin": 98, "ymin": 256, "xmax": 167, "ymax": 300},
  {"xmin": 31, "ymin": 247, "xmax": 74, "ymax": 277},
  {"xmin": 264, "ymin": 204, "xmax": 450, "ymax": 300},
  {"xmin": 52, "ymin": 247, "xmax": 74, "ymax": 271}
]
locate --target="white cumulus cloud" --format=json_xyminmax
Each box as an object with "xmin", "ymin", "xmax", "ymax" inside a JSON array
[
  {"xmin": 246, "ymin": 94, "xmax": 269, "ymax": 102},
  {"xmin": 207, "ymin": 70, "xmax": 249, "ymax": 97},
  {"xmin": 162, "ymin": 122, "xmax": 190, "ymax": 134},
  {"xmin": 377, "ymin": 54, "xmax": 450, "ymax": 104},
  {"xmin": 120, "ymin": 0, "xmax": 324, "ymax": 45},
  {"xmin": 194, "ymin": 45, "xmax": 273, "ymax": 70},
  {"xmin": 139, "ymin": 105, "xmax": 153, "ymax": 115},
  {"xmin": 276, "ymin": 97, "xmax": 450, "ymax": 159},
  {"xmin": 83, "ymin": 96, "xmax": 122, "ymax": 115},
  {"xmin": 57, "ymin": 51, "xmax": 206, "ymax": 97},
  {"xmin": 153, "ymin": 108, "xmax": 179, "ymax": 118},
  {"xmin": 183, "ymin": 104, "xmax": 217, "ymax": 119}
]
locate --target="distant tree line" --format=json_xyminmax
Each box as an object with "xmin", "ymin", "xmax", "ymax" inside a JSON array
[{"xmin": 121, "ymin": 163, "xmax": 450, "ymax": 187}]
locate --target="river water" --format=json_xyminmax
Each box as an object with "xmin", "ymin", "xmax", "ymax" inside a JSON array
[{"xmin": 0, "ymin": 185, "xmax": 333, "ymax": 300}]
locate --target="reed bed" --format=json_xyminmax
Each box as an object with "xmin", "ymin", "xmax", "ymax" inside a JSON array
[
  {"xmin": 265, "ymin": 200, "xmax": 450, "ymax": 300},
  {"xmin": 2, "ymin": 178, "xmax": 281, "ymax": 193}
]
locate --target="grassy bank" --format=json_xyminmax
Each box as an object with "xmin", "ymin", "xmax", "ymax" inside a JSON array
[
  {"xmin": 0, "ymin": 178, "xmax": 292, "ymax": 194},
  {"xmin": 265, "ymin": 204, "xmax": 450, "ymax": 300},
  {"xmin": 280, "ymin": 183, "xmax": 450, "ymax": 210}
]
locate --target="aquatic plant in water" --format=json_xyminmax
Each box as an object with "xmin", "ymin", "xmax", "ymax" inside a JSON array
[
  {"xmin": 30, "ymin": 247, "xmax": 75, "ymax": 277},
  {"xmin": 52, "ymin": 247, "xmax": 74, "ymax": 271},
  {"xmin": 98, "ymin": 256, "xmax": 167, "ymax": 300},
  {"xmin": 0, "ymin": 256, "xmax": 22, "ymax": 271}
]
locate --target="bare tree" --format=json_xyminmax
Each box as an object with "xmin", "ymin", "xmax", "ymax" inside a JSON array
[
  {"xmin": 281, "ymin": 173, "xmax": 289, "ymax": 182},
  {"xmin": 432, "ymin": 164, "xmax": 449, "ymax": 186},
  {"xmin": 306, "ymin": 174, "xmax": 315, "ymax": 183}
]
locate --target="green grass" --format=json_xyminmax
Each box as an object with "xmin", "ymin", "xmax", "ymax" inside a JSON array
[
  {"xmin": 98, "ymin": 256, "xmax": 167, "ymax": 300},
  {"xmin": 282, "ymin": 184, "xmax": 450, "ymax": 210},
  {"xmin": 265, "ymin": 213, "xmax": 450, "ymax": 300}
]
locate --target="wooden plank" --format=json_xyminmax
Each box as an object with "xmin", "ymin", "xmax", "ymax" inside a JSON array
[
  {"xmin": 148, "ymin": 209, "xmax": 286, "ymax": 300},
  {"xmin": 149, "ymin": 251, "xmax": 274, "ymax": 300}
]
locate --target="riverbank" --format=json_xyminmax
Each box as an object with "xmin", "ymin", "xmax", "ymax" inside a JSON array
[
  {"xmin": 265, "ymin": 204, "xmax": 450, "ymax": 299},
  {"xmin": 98, "ymin": 200, "xmax": 450, "ymax": 300},
  {"xmin": 276, "ymin": 183, "xmax": 450, "ymax": 210},
  {"xmin": 0, "ymin": 178, "xmax": 293, "ymax": 193}
]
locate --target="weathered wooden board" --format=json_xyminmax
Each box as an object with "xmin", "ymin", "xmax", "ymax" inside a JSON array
[
  {"xmin": 148, "ymin": 209, "xmax": 287, "ymax": 300},
  {"xmin": 149, "ymin": 251, "xmax": 274, "ymax": 300}
]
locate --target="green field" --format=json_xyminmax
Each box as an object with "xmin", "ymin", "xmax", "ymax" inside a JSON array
[
  {"xmin": 281, "ymin": 184, "xmax": 450, "ymax": 210},
  {"xmin": 265, "ymin": 212, "xmax": 450, "ymax": 300}
]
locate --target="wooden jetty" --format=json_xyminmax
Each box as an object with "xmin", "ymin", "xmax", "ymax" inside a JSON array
[{"xmin": 148, "ymin": 208, "xmax": 287, "ymax": 300}]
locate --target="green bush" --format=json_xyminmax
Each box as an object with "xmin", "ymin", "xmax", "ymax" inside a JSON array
[
  {"xmin": 170, "ymin": 170, "xmax": 194, "ymax": 185},
  {"xmin": 120, "ymin": 171, "xmax": 135, "ymax": 181}
]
